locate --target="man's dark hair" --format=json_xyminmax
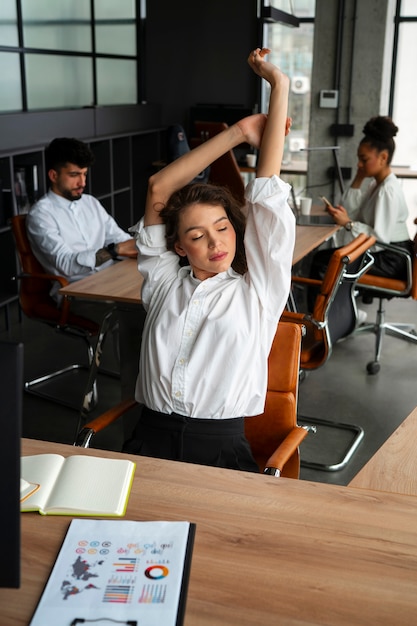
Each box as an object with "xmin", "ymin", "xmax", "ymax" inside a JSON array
[{"xmin": 45, "ymin": 137, "xmax": 95, "ymax": 172}]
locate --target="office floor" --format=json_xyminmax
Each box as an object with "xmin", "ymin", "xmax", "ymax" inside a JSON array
[{"xmin": 2, "ymin": 296, "xmax": 416, "ymax": 486}]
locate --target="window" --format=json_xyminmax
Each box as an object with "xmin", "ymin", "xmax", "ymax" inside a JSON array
[
  {"xmin": 390, "ymin": 1, "xmax": 417, "ymax": 169},
  {"xmin": 261, "ymin": 1, "xmax": 315, "ymax": 193},
  {"xmin": 0, "ymin": 0, "xmax": 140, "ymax": 113},
  {"xmin": 389, "ymin": 0, "xmax": 417, "ymax": 232}
]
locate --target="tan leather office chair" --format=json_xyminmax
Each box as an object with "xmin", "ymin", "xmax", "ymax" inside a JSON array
[
  {"xmin": 355, "ymin": 225, "xmax": 417, "ymax": 374},
  {"xmin": 11, "ymin": 214, "xmax": 113, "ymax": 412},
  {"xmin": 191, "ymin": 121, "xmax": 246, "ymax": 204},
  {"xmin": 280, "ymin": 233, "xmax": 376, "ymax": 471},
  {"xmin": 75, "ymin": 321, "xmax": 310, "ymax": 479}
]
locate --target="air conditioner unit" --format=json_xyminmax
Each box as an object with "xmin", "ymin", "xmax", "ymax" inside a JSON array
[
  {"xmin": 291, "ymin": 76, "xmax": 310, "ymax": 95},
  {"xmin": 289, "ymin": 137, "xmax": 306, "ymax": 153}
]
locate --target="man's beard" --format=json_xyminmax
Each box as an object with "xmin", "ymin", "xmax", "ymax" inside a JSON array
[{"xmin": 62, "ymin": 188, "xmax": 83, "ymax": 201}]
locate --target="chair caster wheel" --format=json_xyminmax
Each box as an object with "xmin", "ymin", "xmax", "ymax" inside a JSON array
[{"xmin": 367, "ymin": 361, "xmax": 380, "ymax": 375}]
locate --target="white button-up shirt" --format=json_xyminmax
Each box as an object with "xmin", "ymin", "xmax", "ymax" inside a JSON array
[
  {"xmin": 26, "ymin": 190, "xmax": 130, "ymax": 295},
  {"xmin": 335, "ymin": 172, "xmax": 410, "ymax": 247},
  {"xmin": 133, "ymin": 175, "xmax": 295, "ymax": 419}
]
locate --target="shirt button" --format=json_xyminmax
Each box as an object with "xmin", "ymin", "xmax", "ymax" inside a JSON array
[
  {"xmin": 175, "ymin": 391, "xmax": 182, "ymax": 398},
  {"xmin": 179, "ymin": 358, "xmax": 185, "ymax": 365}
]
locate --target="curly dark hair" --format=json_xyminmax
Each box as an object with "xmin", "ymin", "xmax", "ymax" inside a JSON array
[
  {"xmin": 45, "ymin": 137, "xmax": 95, "ymax": 172},
  {"xmin": 360, "ymin": 116, "xmax": 398, "ymax": 164},
  {"xmin": 159, "ymin": 183, "xmax": 247, "ymax": 275}
]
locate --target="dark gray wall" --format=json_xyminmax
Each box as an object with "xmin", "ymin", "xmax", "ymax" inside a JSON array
[{"xmin": 145, "ymin": 0, "xmax": 259, "ymax": 131}]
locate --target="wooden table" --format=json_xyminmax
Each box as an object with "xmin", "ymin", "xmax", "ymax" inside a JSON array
[
  {"xmin": 60, "ymin": 258, "xmax": 143, "ymax": 303},
  {"xmin": 60, "ymin": 222, "xmax": 339, "ymax": 304},
  {"xmin": 292, "ymin": 223, "xmax": 338, "ymax": 265},
  {"xmin": 5, "ymin": 437, "xmax": 417, "ymax": 626},
  {"xmin": 349, "ymin": 406, "xmax": 417, "ymax": 496}
]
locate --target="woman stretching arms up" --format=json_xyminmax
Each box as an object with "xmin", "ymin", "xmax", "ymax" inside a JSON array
[{"xmin": 126, "ymin": 49, "xmax": 295, "ymax": 471}]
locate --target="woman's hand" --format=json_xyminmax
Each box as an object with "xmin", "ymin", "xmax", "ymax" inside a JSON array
[
  {"xmin": 236, "ymin": 113, "xmax": 267, "ymax": 150},
  {"xmin": 247, "ymin": 48, "xmax": 289, "ymax": 89},
  {"xmin": 326, "ymin": 203, "xmax": 351, "ymax": 227}
]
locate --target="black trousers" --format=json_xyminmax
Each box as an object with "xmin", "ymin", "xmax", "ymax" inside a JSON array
[{"xmin": 123, "ymin": 407, "xmax": 259, "ymax": 473}]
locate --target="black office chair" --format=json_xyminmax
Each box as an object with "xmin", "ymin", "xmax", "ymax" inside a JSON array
[
  {"xmin": 166, "ymin": 124, "xmax": 210, "ymax": 183},
  {"xmin": 355, "ymin": 226, "xmax": 417, "ymax": 374},
  {"xmin": 281, "ymin": 233, "xmax": 376, "ymax": 471}
]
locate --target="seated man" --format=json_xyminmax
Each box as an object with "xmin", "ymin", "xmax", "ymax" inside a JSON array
[{"xmin": 27, "ymin": 137, "xmax": 137, "ymax": 307}]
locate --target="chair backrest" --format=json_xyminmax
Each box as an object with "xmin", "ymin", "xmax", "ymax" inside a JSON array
[
  {"xmin": 313, "ymin": 234, "xmax": 376, "ymax": 346},
  {"xmin": 191, "ymin": 121, "xmax": 245, "ymax": 204},
  {"xmin": 10, "ymin": 214, "xmax": 97, "ymax": 332},
  {"xmin": 10, "ymin": 214, "xmax": 60, "ymax": 320},
  {"xmin": 166, "ymin": 124, "xmax": 210, "ymax": 183},
  {"xmin": 282, "ymin": 234, "xmax": 376, "ymax": 370},
  {"xmin": 245, "ymin": 321, "xmax": 303, "ymax": 479}
]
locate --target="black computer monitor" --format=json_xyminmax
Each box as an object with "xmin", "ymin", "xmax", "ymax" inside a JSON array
[{"xmin": 0, "ymin": 340, "xmax": 23, "ymax": 588}]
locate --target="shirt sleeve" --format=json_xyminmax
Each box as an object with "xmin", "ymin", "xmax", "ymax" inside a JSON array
[
  {"xmin": 342, "ymin": 186, "xmax": 363, "ymax": 219},
  {"xmin": 133, "ymin": 218, "xmax": 180, "ymax": 309},
  {"xmin": 27, "ymin": 195, "xmax": 130, "ymax": 278},
  {"xmin": 244, "ymin": 175, "xmax": 296, "ymax": 323},
  {"xmin": 342, "ymin": 176, "xmax": 408, "ymax": 243},
  {"xmin": 26, "ymin": 207, "xmax": 97, "ymax": 277}
]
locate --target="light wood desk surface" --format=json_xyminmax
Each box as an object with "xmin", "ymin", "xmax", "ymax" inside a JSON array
[
  {"xmin": 292, "ymin": 222, "xmax": 338, "ymax": 265},
  {"xmin": 60, "ymin": 257, "xmax": 144, "ymax": 303},
  {"xmin": 5, "ymin": 437, "xmax": 417, "ymax": 626},
  {"xmin": 349, "ymin": 406, "xmax": 417, "ymax": 496},
  {"xmin": 60, "ymin": 223, "xmax": 338, "ymax": 303}
]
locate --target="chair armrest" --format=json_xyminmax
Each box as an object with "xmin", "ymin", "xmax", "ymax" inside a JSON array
[
  {"xmin": 75, "ymin": 398, "xmax": 138, "ymax": 447},
  {"xmin": 281, "ymin": 310, "xmax": 326, "ymax": 331},
  {"xmin": 358, "ymin": 240, "xmax": 413, "ymax": 295},
  {"xmin": 343, "ymin": 250, "xmax": 375, "ymax": 282},
  {"xmin": 263, "ymin": 426, "xmax": 311, "ymax": 477},
  {"xmin": 15, "ymin": 271, "xmax": 70, "ymax": 287},
  {"xmin": 291, "ymin": 276, "xmax": 322, "ymax": 287}
]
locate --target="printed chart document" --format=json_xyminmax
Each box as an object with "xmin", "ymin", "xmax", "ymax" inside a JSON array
[
  {"xmin": 21, "ymin": 454, "xmax": 136, "ymax": 516},
  {"xmin": 29, "ymin": 518, "xmax": 196, "ymax": 626}
]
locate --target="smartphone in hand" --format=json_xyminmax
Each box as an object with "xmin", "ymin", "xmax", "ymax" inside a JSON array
[{"xmin": 319, "ymin": 195, "xmax": 332, "ymax": 211}]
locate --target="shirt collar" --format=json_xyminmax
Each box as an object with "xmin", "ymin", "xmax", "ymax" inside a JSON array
[
  {"xmin": 179, "ymin": 265, "xmax": 239, "ymax": 283},
  {"xmin": 47, "ymin": 189, "xmax": 80, "ymax": 211}
]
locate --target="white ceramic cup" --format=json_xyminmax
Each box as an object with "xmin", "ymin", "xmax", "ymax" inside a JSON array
[
  {"xmin": 300, "ymin": 197, "xmax": 312, "ymax": 215},
  {"xmin": 246, "ymin": 154, "xmax": 257, "ymax": 168}
]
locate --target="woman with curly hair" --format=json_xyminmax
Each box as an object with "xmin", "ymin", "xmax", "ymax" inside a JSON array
[
  {"xmin": 126, "ymin": 49, "xmax": 295, "ymax": 471},
  {"xmin": 309, "ymin": 116, "xmax": 414, "ymax": 304}
]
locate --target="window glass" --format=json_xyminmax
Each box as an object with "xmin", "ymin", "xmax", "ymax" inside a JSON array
[
  {"xmin": 26, "ymin": 54, "xmax": 93, "ymax": 110},
  {"xmin": 0, "ymin": 0, "xmax": 19, "ymax": 46},
  {"xmin": 400, "ymin": 0, "xmax": 417, "ymax": 16},
  {"xmin": 21, "ymin": 0, "xmax": 91, "ymax": 52},
  {"xmin": 96, "ymin": 58, "xmax": 136, "ymax": 105},
  {"xmin": 0, "ymin": 52, "xmax": 22, "ymax": 111},
  {"xmin": 94, "ymin": 0, "xmax": 136, "ymax": 20},
  {"xmin": 95, "ymin": 24, "xmax": 136, "ymax": 56},
  {"xmin": 270, "ymin": 0, "xmax": 315, "ymax": 16},
  {"xmin": 392, "ymin": 22, "xmax": 417, "ymax": 168},
  {"xmin": 262, "ymin": 21, "xmax": 314, "ymax": 166},
  {"xmin": 94, "ymin": 0, "xmax": 136, "ymax": 55}
]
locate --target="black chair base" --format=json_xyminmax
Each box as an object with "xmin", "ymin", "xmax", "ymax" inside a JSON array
[{"xmin": 355, "ymin": 296, "xmax": 417, "ymax": 374}]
